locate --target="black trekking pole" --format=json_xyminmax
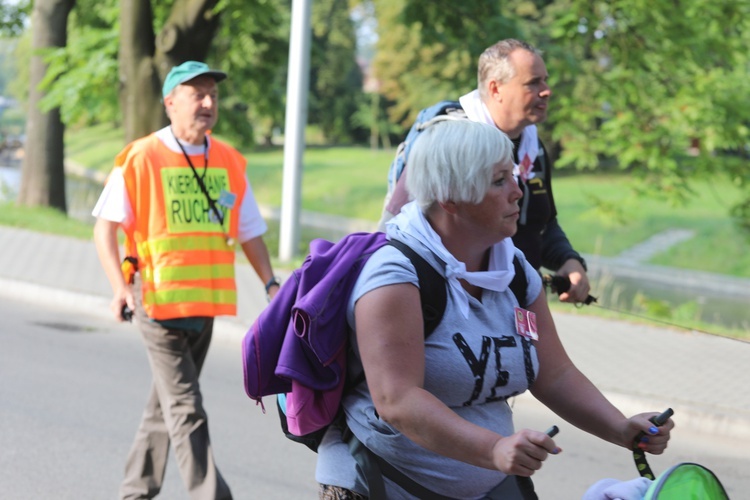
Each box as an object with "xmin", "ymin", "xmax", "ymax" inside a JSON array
[{"xmin": 541, "ymin": 274, "xmax": 597, "ymax": 305}]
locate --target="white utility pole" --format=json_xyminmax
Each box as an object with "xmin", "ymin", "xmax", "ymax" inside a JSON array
[{"xmin": 279, "ymin": 0, "xmax": 312, "ymax": 262}]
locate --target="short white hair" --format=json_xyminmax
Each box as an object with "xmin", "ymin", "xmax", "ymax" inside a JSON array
[{"xmin": 406, "ymin": 119, "xmax": 513, "ymax": 210}]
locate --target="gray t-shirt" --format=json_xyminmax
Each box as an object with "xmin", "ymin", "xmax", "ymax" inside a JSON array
[{"xmin": 316, "ymin": 237, "xmax": 543, "ymax": 499}]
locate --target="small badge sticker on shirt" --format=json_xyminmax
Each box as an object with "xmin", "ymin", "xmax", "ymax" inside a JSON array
[
  {"xmin": 515, "ymin": 154, "xmax": 537, "ymax": 183},
  {"xmin": 217, "ymin": 190, "xmax": 237, "ymax": 209},
  {"xmin": 514, "ymin": 306, "xmax": 539, "ymax": 341}
]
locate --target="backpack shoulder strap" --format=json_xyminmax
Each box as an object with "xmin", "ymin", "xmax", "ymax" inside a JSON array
[
  {"xmin": 342, "ymin": 238, "xmax": 446, "ymax": 391},
  {"xmin": 509, "ymin": 255, "xmax": 528, "ymax": 309},
  {"xmin": 535, "ymin": 138, "xmax": 548, "ymax": 179},
  {"xmin": 389, "ymin": 240, "xmax": 526, "ymax": 319},
  {"xmin": 386, "ymin": 239, "xmax": 446, "ymax": 338}
]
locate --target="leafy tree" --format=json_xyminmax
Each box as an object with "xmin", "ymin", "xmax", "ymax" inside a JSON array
[
  {"xmin": 352, "ymin": 91, "xmax": 400, "ymax": 149},
  {"xmin": 0, "ymin": 2, "xmax": 31, "ymax": 108},
  {"xmin": 371, "ymin": 0, "xmax": 519, "ymax": 126},
  {"xmin": 308, "ymin": 0, "xmax": 365, "ymax": 144},
  {"xmin": 538, "ymin": 0, "xmax": 750, "ymax": 228},
  {"xmin": 38, "ymin": 1, "xmax": 120, "ymax": 127},
  {"xmin": 118, "ymin": 0, "xmax": 227, "ymax": 142},
  {"xmin": 208, "ymin": 1, "xmax": 289, "ymax": 146},
  {"xmin": 29, "ymin": 0, "xmax": 288, "ymax": 147},
  {"xmin": 14, "ymin": 0, "xmax": 366, "ymax": 151},
  {"xmin": 18, "ymin": 0, "xmax": 75, "ymax": 212},
  {"xmin": 0, "ymin": 0, "xmax": 29, "ymax": 37},
  {"xmin": 0, "ymin": 1, "xmax": 29, "ymax": 96}
]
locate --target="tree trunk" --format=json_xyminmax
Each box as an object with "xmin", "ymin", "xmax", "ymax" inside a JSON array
[
  {"xmin": 18, "ymin": 0, "xmax": 76, "ymax": 212},
  {"xmin": 119, "ymin": 0, "xmax": 163, "ymax": 143},
  {"xmin": 120, "ymin": 0, "xmax": 221, "ymax": 143}
]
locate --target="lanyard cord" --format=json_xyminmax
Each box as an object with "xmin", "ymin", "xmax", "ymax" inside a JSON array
[
  {"xmin": 171, "ymin": 128, "xmax": 225, "ymax": 227},
  {"xmin": 172, "ymin": 128, "xmax": 208, "ymax": 179}
]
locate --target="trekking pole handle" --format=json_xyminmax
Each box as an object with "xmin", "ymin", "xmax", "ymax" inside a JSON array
[
  {"xmin": 650, "ymin": 408, "xmax": 674, "ymax": 427},
  {"xmin": 541, "ymin": 275, "xmax": 597, "ymax": 305},
  {"xmin": 632, "ymin": 408, "xmax": 674, "ymax": 480}
]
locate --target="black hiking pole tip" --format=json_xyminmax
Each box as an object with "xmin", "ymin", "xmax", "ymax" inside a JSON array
[{"xmin": 650, "ymin": 408, "xmax": 674, "ymax": 426}]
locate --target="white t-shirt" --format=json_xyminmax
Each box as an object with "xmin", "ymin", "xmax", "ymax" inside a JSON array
[{"xmin": 91, "ymin": 127, "xmax": 267, "ymax": 243}]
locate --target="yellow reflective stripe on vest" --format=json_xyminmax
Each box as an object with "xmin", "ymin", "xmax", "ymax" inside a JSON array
[
  {"xmin": 141, "ymin": 263, "xmax": 236, "ymax": 284},
  {"xmin": 137, "ymin": 234, "xmax": 230, "ymax": 260},
  {"xmin": 143, "ymin": 288, "xmax": 237, "ymax": 307}
]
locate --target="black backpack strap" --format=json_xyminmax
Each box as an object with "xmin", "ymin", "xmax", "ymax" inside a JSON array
[
  {"xmin": 391, "ymin": 238, "xmax": 526, "ymax": 313},
  {"xmin": 348, "ymin": 434, "xmax": 454, "ymax": 500},
  {"xmin": 387, "ymin": 239, "xmax": 446, "ymax": 338},
  {"xmin": 344, "ymin": 240, "xmax": 446, "ymax": 391},
  {"xmin": 509, "ymin": 255, "xmax": 528, "ymax": 309},
  {"xmin": 348, "ymin": 435, "xmax": 388, "ymax": 499},
  {"xmin": 343, "ymin": 240, "xmax": 450, "ymax": 498},
  {"xmin": 535, "ymin": 138, "xmax": 548, "ymax": 180}
]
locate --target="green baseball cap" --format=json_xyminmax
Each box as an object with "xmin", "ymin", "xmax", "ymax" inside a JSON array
[{"xmin": 162, "ymin": 61, "xmax": 227, "ymax": 98}]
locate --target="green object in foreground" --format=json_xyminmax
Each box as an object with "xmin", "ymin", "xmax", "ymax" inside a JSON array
[{"xmin": 644, "ymin": 463, "xmax": 729, "ymax": 499}]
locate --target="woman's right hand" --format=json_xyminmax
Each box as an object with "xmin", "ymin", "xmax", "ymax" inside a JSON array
[{"xmin": 491, "ymin": 429, "xmax": 561, "ymax": 476}]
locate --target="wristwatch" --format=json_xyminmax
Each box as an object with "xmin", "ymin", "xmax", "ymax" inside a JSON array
[{"xmin": 264, "ymin": 276, "xmax": 281, "ymax": 296}]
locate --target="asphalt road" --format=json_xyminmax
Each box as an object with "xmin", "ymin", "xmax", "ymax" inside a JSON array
[
  {"xmin": 1, "ymin": 297, "xmax": 746, "ymax": 499},
  {"xmin": 0, "ymin": 297, "xmax": 318, "ymax": 499}
]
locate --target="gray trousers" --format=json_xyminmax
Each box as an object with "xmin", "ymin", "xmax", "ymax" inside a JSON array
[{"xmin": 120, "ymin": 277, "xmax": 232, "ymax": 500}]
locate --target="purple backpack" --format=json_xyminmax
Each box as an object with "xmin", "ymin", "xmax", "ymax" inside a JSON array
[{"xmin": 241, "ymin": 232, "xmax": 449, "ymax": 450}]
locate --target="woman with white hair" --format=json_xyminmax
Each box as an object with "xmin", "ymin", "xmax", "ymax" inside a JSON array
[{"xmin": 315, "ymin": 119, "xmax": 672, "ymax": 499}]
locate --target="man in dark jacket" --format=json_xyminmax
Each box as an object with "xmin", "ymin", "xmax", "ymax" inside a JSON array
[{"xmin": 458, "ymin": 39, "xmax": 590, "ymax": 303}]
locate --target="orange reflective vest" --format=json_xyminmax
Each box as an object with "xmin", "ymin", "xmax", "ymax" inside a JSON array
[{"xmin": 116, "ymin": 133, "xmax": 247, "ymax": 320}]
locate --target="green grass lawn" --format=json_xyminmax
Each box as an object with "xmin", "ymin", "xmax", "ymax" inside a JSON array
[
  {"xmin": 64, "ymin": 123, "xmax": 126, "ymax": 171},
  {"xmin": 245, "ymin": 145, "xmax": 394, "ymax": 221},
  {"xmin": 0, "ymin": 203, "xmax": 94, "ymax": 239},
  {"xmin": 552, "ymin": 173, "xmax": 750, "ymax": 277}
]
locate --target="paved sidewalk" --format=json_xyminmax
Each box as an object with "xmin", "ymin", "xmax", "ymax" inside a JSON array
[{"xmin": 1, "ymin": 226, "xmax": 749, "ymax": 441}]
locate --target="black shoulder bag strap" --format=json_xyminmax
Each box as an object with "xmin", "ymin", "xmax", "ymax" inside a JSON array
[
  {"xmin": 535, "ymin": 138, "xmax": 548, "ymax": 180},
  {"xmin": 509, "ymin": 255, "xmax": 528, "ymax": 308},
  {"xmin": 344, "ymin": 239, "xmax": 446, "ymax": 395},
  {"xmin": 387, "ymin": 239, "xmax": 446, "ymax": 337}
]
